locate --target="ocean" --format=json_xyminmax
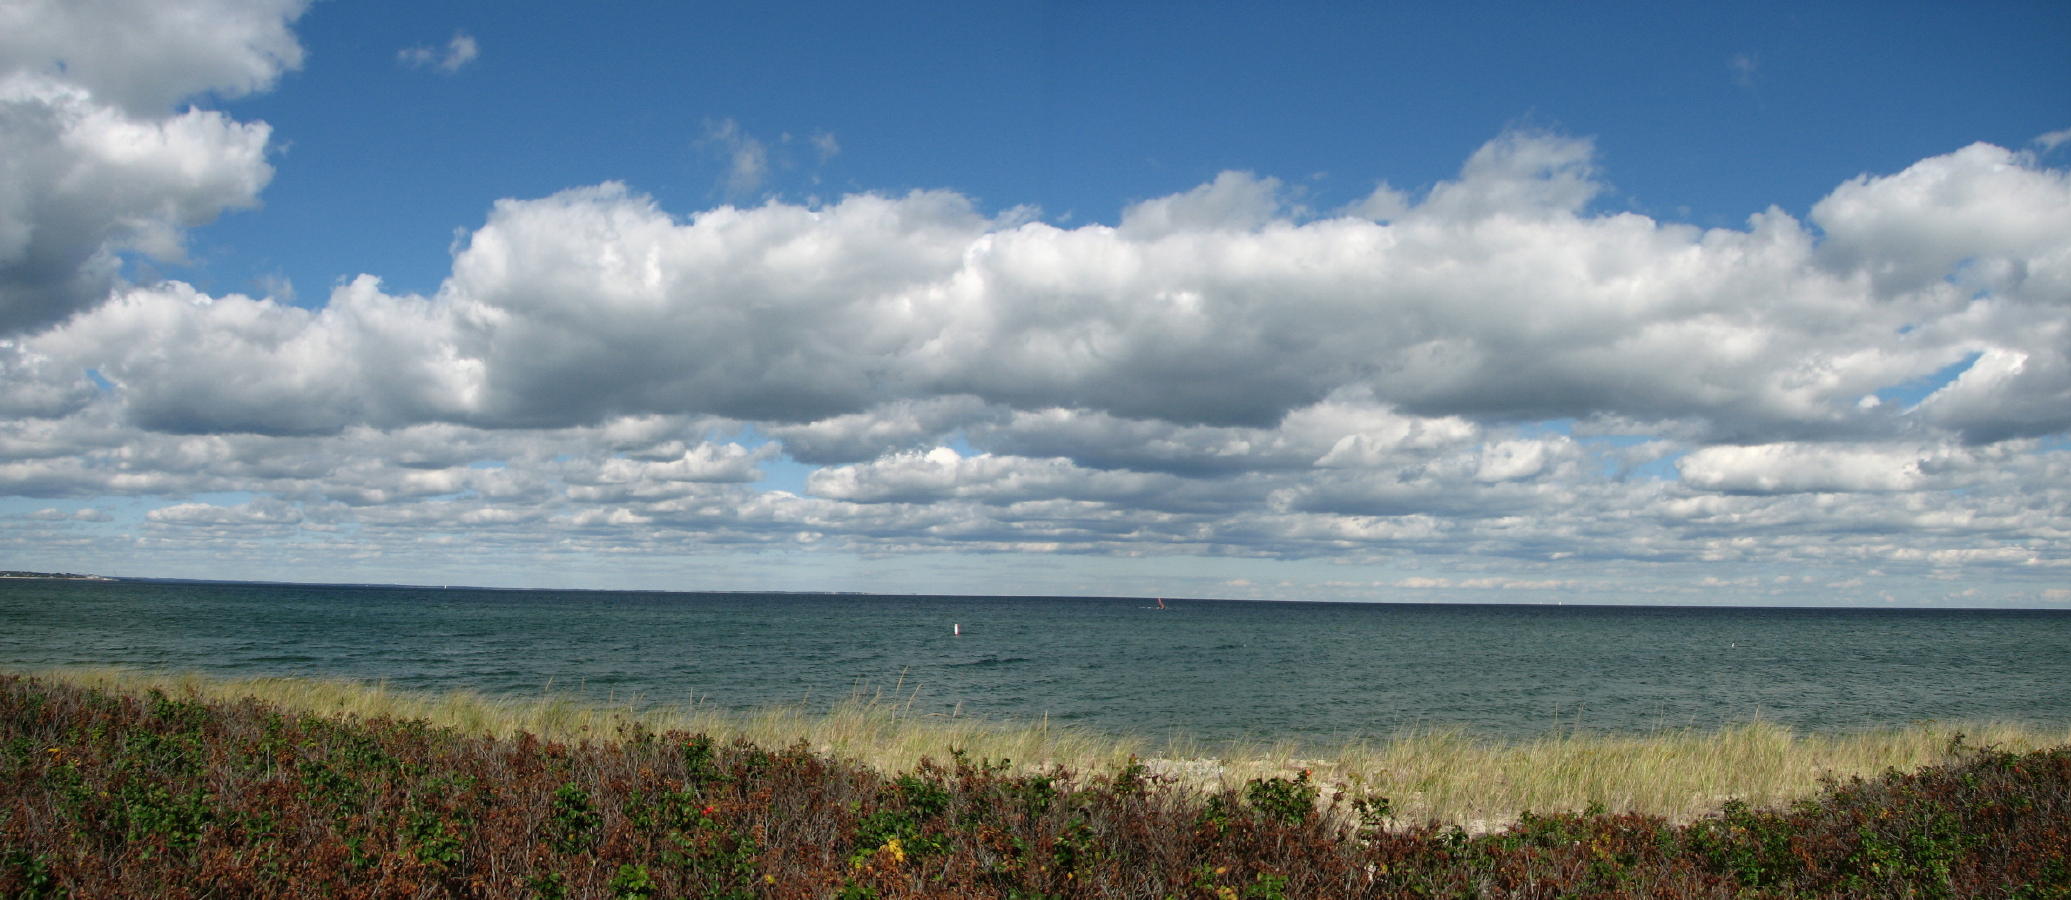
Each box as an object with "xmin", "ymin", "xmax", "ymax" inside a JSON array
[{"xmin": 5, "ymin": 579, "xmax": 2067, "ymax": 745}]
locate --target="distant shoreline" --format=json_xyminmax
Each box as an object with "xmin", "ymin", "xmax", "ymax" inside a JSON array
[
  {"xmin": 0, "ymin": 570, "xmax": 113, "ymax": 581},
  {"xmin": 12, "ymin": 572, "xmax": 2071, "ymax": 612}
]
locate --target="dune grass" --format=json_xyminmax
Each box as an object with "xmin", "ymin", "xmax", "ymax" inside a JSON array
[{"xmin": 25, "ymin": 666, "xmax": 2071, "ymax": 828}]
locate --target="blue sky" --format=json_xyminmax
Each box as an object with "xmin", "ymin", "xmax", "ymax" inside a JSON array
[
  {"xmin": 3, "ymin": 0, "xmax": 2070, "ymax": 606},
  {"xmin": 183, "ymin": 1, "xmax": 2068, "ymax": 299}
]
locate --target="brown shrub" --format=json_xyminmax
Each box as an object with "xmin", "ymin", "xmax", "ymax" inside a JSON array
[{"xmin": 3, "ymin": 675, "xmax": 2065, "ymax": 898}]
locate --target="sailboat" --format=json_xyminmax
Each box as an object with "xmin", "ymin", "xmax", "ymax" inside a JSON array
[{"xmin": 1155, "ymin": 597, "xmax": 1168, "ymax": 610}]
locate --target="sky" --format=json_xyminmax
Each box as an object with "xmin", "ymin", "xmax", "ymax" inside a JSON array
[{"xmin": 2, "ymin": 0, "xmax": 2069, "ymax": 606}]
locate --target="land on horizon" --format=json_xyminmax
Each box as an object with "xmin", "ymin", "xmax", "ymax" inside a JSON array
[
  {"xmin": 0, "ymin": 570, "xmax": 113, "ymax": 582},
  {"xmin": 15, "ymin": 573, "xmax": 2071, "ymax": 612}
]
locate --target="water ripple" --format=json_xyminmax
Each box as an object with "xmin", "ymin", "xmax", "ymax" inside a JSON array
[{"xmin": 5, "ymin": 580, "xmax": 2070, "ymax": 743}]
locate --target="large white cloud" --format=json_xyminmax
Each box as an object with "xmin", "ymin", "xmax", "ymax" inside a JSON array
[
  {"xmin": 1813, "ymin": 143, "xmax": 2071, "ymax": 298},
  {"xmin": 0, "ymin": 0, "xmax": 305, "ymax": 113},
  {"xmin": 0, "ymin": 0, "xmax": 301, "ymax": 334},
  {"xmin": 1810, "ymin": 142, "xmax": 2071, "ymax": 442},
  {"xmin": 3, "ymin": 126, "xmax": 2069, "ymax": 599},
  {"xmin": 22, "ymin": 131, "xmax": 2064, "ymax": 445}
]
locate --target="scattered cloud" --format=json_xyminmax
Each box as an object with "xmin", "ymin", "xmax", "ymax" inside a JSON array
[
  {"xmin": 698, "ymin": 118, "xmax": 770, "ymax": 198},
  {"xmin": 21, "ymin": 507, "xmax": 96, "ymax": 521},
  {"xmin": 809, "ymin": 131, "xmax": 840, "ymax": 164},
  {"xmin": 1676, "ymin": 443, "xmax": 1938, "ymax": 493},
  {"xmin": 148, "ymin": 497, "xmax": 303, "ymax": 526},
  {"xmin": 697, "ymin": 119, "xmax": 844, "ymax": 199},
  {"xmin": 1728, "ymin": 52, "xmax": 1759, "ymax": 89},
  {"xmin": 398, "ymin": 32, "xmax": 479, "ymax": 74}
]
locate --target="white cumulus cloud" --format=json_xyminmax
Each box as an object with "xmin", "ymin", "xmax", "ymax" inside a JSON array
[
  {"xmin": 2, "ymin": 119, "xmax": 2069, "ymax": 599},
  {"xmin": 23, "ymin": 131, "xmax": 2068, "ymax": 447},
  {"xmin": 0, "ymin": 0, "xmax": 300, "ymax": 334}
]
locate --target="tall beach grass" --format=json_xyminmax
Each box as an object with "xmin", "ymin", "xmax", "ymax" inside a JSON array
[{"xmin": 26, "ymin": 666, "xmax": 2069, "ymax": 828}]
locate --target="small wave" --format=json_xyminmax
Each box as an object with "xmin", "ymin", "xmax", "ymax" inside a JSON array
[{"xmin": 946, "ymin": 655, "xmax": 1032, "ymax": 668}]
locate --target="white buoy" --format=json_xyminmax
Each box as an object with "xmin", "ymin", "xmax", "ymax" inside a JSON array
[{"xmin": 954, "ymin": 623, "xmax": 961, "ymax": 636}]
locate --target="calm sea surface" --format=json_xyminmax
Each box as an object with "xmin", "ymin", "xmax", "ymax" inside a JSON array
[{"xmin": 5, "ymin": 579, "xmax": 2068, "ymax": 745}]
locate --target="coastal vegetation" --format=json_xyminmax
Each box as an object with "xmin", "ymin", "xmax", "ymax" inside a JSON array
[
  {"xmin": 6, "ymin": 672, "xmax": 2069, "ymax": 897},
  {"xmin": 24, "ymin": 667, "xmax": 2071, "ymax": 829}
]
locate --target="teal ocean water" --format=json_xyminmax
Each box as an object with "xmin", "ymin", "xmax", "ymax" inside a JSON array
[{"xmin": 5, "ymin": 579, "xmax": 2068, "ymax": 744}]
